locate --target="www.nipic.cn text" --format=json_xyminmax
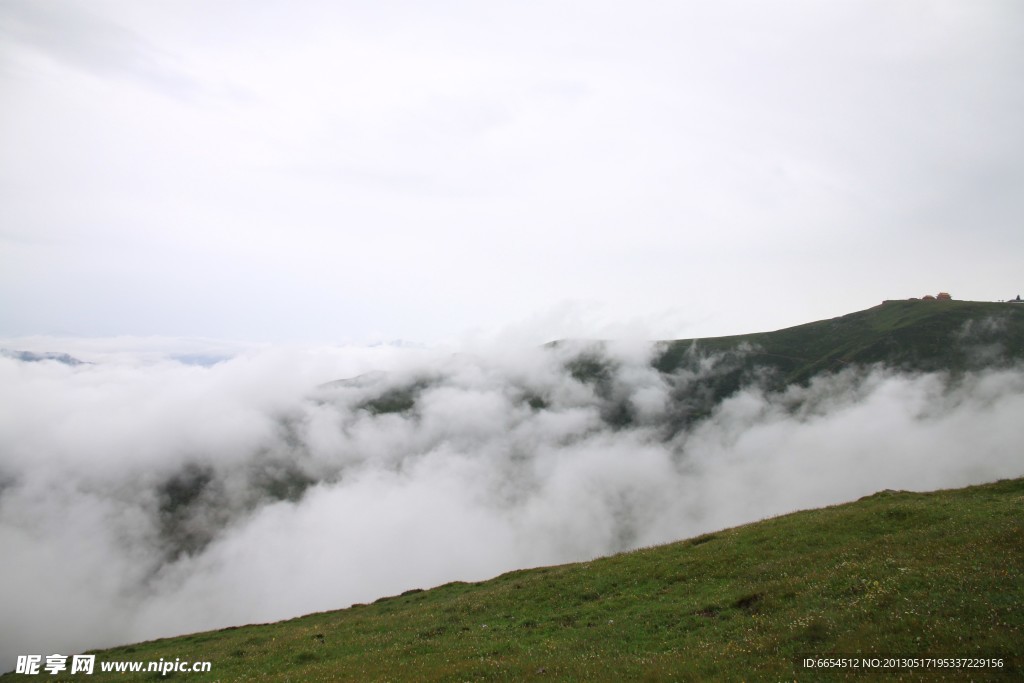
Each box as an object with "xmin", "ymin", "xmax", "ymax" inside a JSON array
[{"xmin": 15, "ymin": 654, "xmax": 212, "ymax": 676}]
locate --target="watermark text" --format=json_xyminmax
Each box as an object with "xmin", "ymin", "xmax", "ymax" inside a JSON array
[{"xmin": 16, "ymin": 654, "xmax": 212, "ymax": 676}]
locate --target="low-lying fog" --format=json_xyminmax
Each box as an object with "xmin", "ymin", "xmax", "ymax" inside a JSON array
[{"xmin": 1, "ymin": 338, "xmax": 1022, "ymax": 669}]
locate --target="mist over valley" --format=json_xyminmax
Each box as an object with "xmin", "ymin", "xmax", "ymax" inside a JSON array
[{"xmin": 2, "ymin": 301, "xmax": 1023, "ymax": 669}]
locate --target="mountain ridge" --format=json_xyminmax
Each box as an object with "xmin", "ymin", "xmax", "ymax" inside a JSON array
[{"xmin": 655, "ymin": 298, "xmax": 1024, "ymax": 383}]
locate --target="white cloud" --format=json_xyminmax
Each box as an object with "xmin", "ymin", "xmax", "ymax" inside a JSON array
[{"xmin": 1, "ymin": 340, "xmax": 1022, "ymax": 669}]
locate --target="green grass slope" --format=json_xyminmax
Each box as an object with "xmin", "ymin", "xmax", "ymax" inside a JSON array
[
  {"xmin": 655, "ymin": 299, "xmax": 1024, "ymax": 385},
  {"xmin": 643, "ymin": 300, "xmax": 1024, "ymax": 428},
  {"xmin": 16, "ymin": 477, "xmax": 1021, "ymax": 682}
]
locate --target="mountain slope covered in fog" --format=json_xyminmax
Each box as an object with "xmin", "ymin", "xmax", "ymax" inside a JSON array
[
  {"xmin": 373, "ymin": 299, "xmax": 1024, "ymax": 434},
  {"xmin": 661, "ymin": 299, "xmax": 1024, "ymax": 382},
  {"xmin": 1, "ymin": 299, "xmax": 1022, "ymax": 672},
  {"xmin": 21, "ymin": 476, "xmax": 1021, "ymax": 682},
  {"xmin": 651, "ymin": 299, "xmax": 1024, "ymax": 420}
]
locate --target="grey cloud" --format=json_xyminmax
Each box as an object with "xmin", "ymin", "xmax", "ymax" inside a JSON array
[
  {"xmin": 2, "ymin": 2, "xmax": 1022, "ymax": 343},
  {"xmin": 0, "ymin": 0, "xmax": 202, "ymax": 99}
]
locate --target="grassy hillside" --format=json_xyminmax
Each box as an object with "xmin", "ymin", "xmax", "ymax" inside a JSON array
[
  {"xmin": 13, "ymin": 476, "xmax": 1021, "ymax": 681},
  {"xmin": 643, "ymin": 300, "xmax": 1024, "ymax": 427},
  {"xmin": 656, "ymin": 299, "xmax": 1024, "ymax": 384}
]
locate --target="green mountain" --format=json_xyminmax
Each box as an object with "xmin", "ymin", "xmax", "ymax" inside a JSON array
[
  {"xmin": 535, "ymin": 298, "xmax": 1024, "ymax": 437},
  {"xmin": 15, "ymin": 477, "xmax": 1020, "ymax": 681},
  {"xmin": 657, "ymin": 298, "xmax": 1024, "ymax": 381},
  {"xmin": 640, "ymin": 299, "xmax": 1024, "ymax": 428}
]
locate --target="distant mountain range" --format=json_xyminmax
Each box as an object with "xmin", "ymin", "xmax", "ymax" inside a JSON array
[{"xmin": 0, "ymin": 348, "xmax": 86, "ymax": 365}]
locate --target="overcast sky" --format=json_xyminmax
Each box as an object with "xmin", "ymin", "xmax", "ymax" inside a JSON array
[{"xmin": 2, "ymin": 0, "xmax": 1023, "ymax": 345}]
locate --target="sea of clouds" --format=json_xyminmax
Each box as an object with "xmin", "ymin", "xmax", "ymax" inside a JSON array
[{"xmin": 1, "ymin": 337, "xmax": 1023, "ymax": 669}]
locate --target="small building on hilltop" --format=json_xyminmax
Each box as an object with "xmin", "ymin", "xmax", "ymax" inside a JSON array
[{"xmin": 914, "ymin": 292, "xmax": 952, "ymax": 301}]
